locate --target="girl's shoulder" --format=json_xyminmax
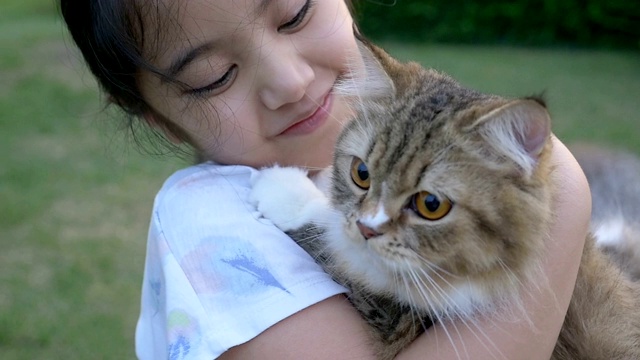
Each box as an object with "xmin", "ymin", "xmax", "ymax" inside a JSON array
[
  {"xmin": 150, "ymin": 162, "xmax": 262, "ymax": 242},
  {"xmin": 157, "ymin": 162, "xmax": 255, "ymax": 204},
  {"xmin": 138, "ymin": 164, "xmax": 348, "ymax": 359},
  {"xmin": 152, "ymin": 163, "xmax": 258, "ymax": 219}
]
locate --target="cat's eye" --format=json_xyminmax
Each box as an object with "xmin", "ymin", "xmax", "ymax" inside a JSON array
[
  {"xmin": 350, "ymin": 157, "xmax": 370, "ymax": 190},
  {"xmin": 411, "ymin": 191, "xmax": 452, "ymax": 220}
]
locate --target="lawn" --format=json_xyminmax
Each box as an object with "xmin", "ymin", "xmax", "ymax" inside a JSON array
[{"xmin": 1, "ymin": 3, "xmax": 639, "ymax": 360}]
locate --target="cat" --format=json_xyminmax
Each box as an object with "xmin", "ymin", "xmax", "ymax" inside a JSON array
[
  {"xmin": 571, "ymin": 143, "xmax": 640, "ymax": 281},
  {"xmin": 249, "ymin": 41, "xmax": 640, "ymax": 360}
]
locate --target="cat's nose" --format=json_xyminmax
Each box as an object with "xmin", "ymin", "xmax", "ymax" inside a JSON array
[{"xmin": 357, "ymin": 221, "xmax": 382, "ymax": 240}]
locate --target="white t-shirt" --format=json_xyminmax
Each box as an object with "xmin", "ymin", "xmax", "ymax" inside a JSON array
[{"xmin": 135, "ymin": 163, "xmax": 347, "ymax": 359}]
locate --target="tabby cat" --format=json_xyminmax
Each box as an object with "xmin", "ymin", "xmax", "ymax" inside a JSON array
[
  {"xmin": 250, "ymin": 42, "xmax": 640, "ymax": 360},
  {"xmin": 572, "ymin": 144, "xmax": 640, "ymax": 281}
]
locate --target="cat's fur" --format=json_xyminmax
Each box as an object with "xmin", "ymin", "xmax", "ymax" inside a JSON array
[
  {"xmin": 250, "ymin": 42, "xmax": 640, "ymax": 359},
  {"xmin": 572, "ymin": 143, "xmax": 640, "ymax": 281}
]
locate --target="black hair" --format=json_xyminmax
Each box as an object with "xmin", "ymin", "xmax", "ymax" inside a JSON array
[
  {"xmin": 60, "ymin": 0, "xmax": 148, "ymax": 115},
  {"xmin": 60, "ymin": 0, "xmax": 194, "ymax": 157},
  {"xmin": 60, "ymin": 0, "xmax": 358, "ymax": 157}
]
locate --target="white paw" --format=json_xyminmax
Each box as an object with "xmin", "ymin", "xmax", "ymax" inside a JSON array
[{"xmin": 250, "ymin": 166, "xmax": 329, "ymax": 231}]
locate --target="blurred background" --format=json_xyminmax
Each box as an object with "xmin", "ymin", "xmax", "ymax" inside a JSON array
[{"xmin": 1, "ymin": 0, "xmax": 638, "ymax": 358}]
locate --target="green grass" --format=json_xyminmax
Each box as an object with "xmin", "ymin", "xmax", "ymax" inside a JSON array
[
  {"xmin": 1, "ymin": 4, "xmax": 639, "ymax": 360},
  {"xmin": 0, "ymin": 6, "xmax": 187, "ymax": 359},
  {"xmin": 385, "ymin": 43, "xmax": 640, "ymax": 154}
]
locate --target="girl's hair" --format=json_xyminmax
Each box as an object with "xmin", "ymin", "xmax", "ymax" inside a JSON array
[
  {"xmin": 61, "ymin": 1, "xmax": 147, "ymax": 116},
  {"xmin": 59, "ymin": 0, "xmax": 357, "ymax": 156},
  {"xmin": 60, "ymin": 0, "xmax": 188, "ymax": 155}
]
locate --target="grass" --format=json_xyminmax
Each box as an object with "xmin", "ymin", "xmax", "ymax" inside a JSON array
[
  {"xmin": 0, "ymin": 4, "xmax": 187, "ymax": 359},
  {"xmin": 385, "ymin": 43, "xmax": 640, "ymax": 154},
  {"xmin": 1, "ymin": 3, "xmax": 639, "ymax": 360}
]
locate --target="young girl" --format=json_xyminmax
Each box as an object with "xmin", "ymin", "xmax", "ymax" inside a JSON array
[{"xmin": 60, "ymin": 0, "xmax": 591, "ymax": 359}]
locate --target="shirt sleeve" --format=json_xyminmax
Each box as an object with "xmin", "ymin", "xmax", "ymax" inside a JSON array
[{"xmin": 135, "ymin": 165, "xmax": 347, "ymax": 360}]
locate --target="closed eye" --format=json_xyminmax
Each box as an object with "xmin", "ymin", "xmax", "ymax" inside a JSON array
[
  {"xmin": 186, "ymin": 65, "xmax": 238, "ymax": 97},
  {"xmin": 278, "ymin": 0, "xmax": 315, "ymax": 32}
]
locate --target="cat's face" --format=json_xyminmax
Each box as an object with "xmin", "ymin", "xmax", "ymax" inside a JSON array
[{"xmin": 327, "ymin": 44, "xmax": 553, "ymax": 316}]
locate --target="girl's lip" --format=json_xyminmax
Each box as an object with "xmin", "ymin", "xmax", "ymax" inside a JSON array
[{"xmin": 280, "ymin": 92, "xmax": 333, "ymax": 136}]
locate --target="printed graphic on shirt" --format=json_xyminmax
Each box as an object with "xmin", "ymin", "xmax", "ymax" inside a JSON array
[
  {"xmin": 180, "ymin": 237, "xmax": 289, "ymax": 297},
  {"xmin": 149, "ymin": 279, "xmax": 163, "ymax": 315},
  {"xmin": 167, "ymin": 309, "xmax": 199, "ymax": 360},
  {"xmin": 221, "ymin": 253, "xmax": 289, "ymax": 293}
]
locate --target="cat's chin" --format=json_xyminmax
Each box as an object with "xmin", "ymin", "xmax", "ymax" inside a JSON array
[
  {"xmin": 326, "ymin": 223, "xmax": 515, "ymax": 319},
  {"xmin": 325, "ymin": 223, "xmax": 393, "ymax": 290}
]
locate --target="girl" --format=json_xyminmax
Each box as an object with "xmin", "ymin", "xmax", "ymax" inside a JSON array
[{"xmin": 60, "ymin": 0, "xmax": 591, "ymax": 359}]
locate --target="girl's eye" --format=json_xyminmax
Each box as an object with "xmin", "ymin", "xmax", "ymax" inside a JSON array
[
  {"xmin": 278, "ymin": 0, "xmax": 314, "ymax": 32},
  {"xmin": 411, "ymin": 191, "xmax": 453, "ymax": 221},
  {"xmin": 350, "ymin": 157, "xmax": 370, "ymax": 190},
  {"xmin": 187, "ymin": 65, "xmax": 238, "ymax": 97}
]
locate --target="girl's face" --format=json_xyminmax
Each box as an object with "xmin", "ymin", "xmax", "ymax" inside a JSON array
[{"xmin": 139, "ymin": 0, "xmax": 361, "ymax": 169}]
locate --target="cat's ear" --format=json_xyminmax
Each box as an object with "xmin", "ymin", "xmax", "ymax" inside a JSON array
[
  {"xmin": 470, "ymin": 98, "xmax": 551, "ymax": 176},
  {"xmin": 361, "ymin": 42, "xmax": 422, "ymax": 97},
  {"xmin": 334, "ymin": 40, "xmax": 395, "ymax": 99}
]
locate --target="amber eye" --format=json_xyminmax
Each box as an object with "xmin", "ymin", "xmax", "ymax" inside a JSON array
[
  {"xmin": 350, "ymin": 157, "xmax": 370, "ymax": 190},
  {"xmin": 411, "ymin": 191, "xmax": 452, "ymax": 220}
]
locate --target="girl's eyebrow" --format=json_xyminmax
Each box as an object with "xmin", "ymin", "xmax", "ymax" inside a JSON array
[
  {"xmin": 254, "ymin": 0, "xmax": 273, "ymax": 17},
  {"xmin": 165, "ymin": 0, "xmax": 273, "ymax": 78},
  {"xmin": 167, "ymin": 43, "xmax": 214, "ymax": 78}
]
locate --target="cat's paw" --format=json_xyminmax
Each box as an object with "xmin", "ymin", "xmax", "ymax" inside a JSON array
[{"xmin": 250, "ymin": 166, "xmax": 329, "ymax": 232}]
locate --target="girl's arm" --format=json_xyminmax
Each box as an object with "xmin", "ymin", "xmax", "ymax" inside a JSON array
[
  {"xmin": 220, "ymin": 136, "xmax": 591, "ymax": 360},
  {"xmin": 220, "ymin": 295, "xmax": 377, "ymax": 359}
]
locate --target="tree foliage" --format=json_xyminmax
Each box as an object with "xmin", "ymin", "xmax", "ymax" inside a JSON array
[{"xmin": 355, "ymin": 0, "xmax": 639, "ymax": 48}]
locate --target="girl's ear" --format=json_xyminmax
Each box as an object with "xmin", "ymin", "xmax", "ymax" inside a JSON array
[{"xmin": 142, "ymin": 112, "xmax": 184, "ymax": 145}]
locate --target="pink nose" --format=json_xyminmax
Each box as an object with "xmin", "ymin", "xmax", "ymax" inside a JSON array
[{"xmin": 357, "ymin": 221, "xmax": 381, "ymax": 240}]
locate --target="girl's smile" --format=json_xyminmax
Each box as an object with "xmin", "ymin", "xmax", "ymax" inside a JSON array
[{"xmin": 278, "ymin": 91, "xmax": 333, "ymax": 137}]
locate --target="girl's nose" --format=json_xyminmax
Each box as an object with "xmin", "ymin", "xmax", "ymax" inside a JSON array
[{"xmin": 258, "ymin": 46, "xmax": 314, "ymax": 110}]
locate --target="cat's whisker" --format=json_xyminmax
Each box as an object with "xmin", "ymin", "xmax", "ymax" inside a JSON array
[
  {"xmin": 411, "ymin": 261, "xmax": 510, "ymax": 360},
  {"xmin": 397, "ymin": 269, "xmax": 443, "ymax": 347},
  {"xmin": 394, "ymin": 264, "xmax": 434, "ymax": 337},
  {"xmin": 493, "ymin": 259, "xmax": 538, "ymax": 330},
  {"xmin": 410, "ymin": 265, "xmax": 510, "ymax": 360},
  {"xmin": 406, "ymin": 268, "xmax": 467, "ymax": 360},
  {"xmin": 418, "ymin": 276, "xmax": 509, "ymax": 357},
  {"xmin": 414, "ymin": 267, "xmax": 462, "ymax": 316},
  {"xmin": 298, "ymin": 165, "xmax": 327, "ymax": 173},
  {"xmin": 419, "ymin": 276, "xmax": 508, "ymax": 360},
  {"xmin": 452, "ymin": 312, "xmax": 508, "ymax": 360},
  {"xmin": 414, "ymin": 254, "xmax": 461, "ymax": 279},
  {"xmin": 392, "ymin": 264, "xmax": 421, "ymax": 337},
  {"xmin": 495, "ymin": 259, "xmax": 527, "ymax": 297}
]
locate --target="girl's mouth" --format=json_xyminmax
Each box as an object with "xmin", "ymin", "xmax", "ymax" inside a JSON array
[{"xmin": 280, "ymin": 92, "xmax": 333, "ymax": 136}]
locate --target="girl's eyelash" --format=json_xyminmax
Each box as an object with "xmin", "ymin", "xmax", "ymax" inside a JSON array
[
  {"xmin": 187, "ymin": 65, "xmax": 238, "ymax": 97},
  {"xmin": 278, "ymin": 0, "xmax": 315, "ymax": 31}
]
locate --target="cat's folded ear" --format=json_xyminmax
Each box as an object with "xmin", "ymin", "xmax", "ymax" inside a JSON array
[
  {"xmin": 334, "ymin": 40, "xmax": 396, "ymax": 100},
  {"xmin": 361, "ymin": 42, "xmax": 423, "ymax": 97},
  {"xmin": 467, "ymin": 98, "xmax": 551, "ymax": 176}
]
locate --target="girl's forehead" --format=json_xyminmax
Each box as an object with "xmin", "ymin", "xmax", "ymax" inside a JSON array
[
  {"xmin": 148, "ymin": 0, "xmax": 275, "ymax": 34},
  {"xmin": 143, "ymin": 0, "xmax": 275, "ymax": 64}
]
